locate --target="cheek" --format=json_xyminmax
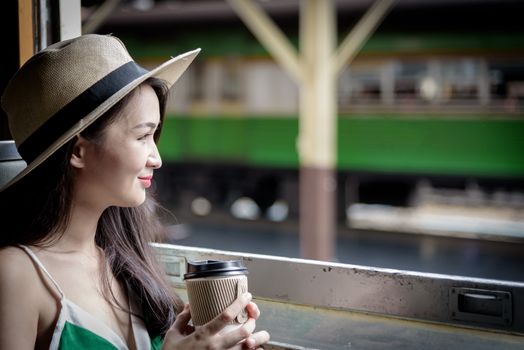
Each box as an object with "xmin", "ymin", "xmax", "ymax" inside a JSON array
[
  {"xmin": 88, "ymin": 142, "xmax": 147, "ymax": 185},
  {"xmin": 111, "ymin": 147, "xmax": 148, "ymax": 174}
]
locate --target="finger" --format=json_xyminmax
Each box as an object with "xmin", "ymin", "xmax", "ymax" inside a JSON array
[
  {"xmin": 206, "ymin": 292, "xmax": 252, "ymax": 335},
  {"xmin": 221, "ymin": 318, "xmax": 256, "ymax": 347},
  {"xmin": 163, "ymin": 305, "xmax": 193, "ymax": 348},
  {"xmin": 172, "ymin": 304, "xmax": 192, "ymax": 333},
  {"xmin": 244, "ymin": 330, "xmax": 270, "ymax": 349},
  {"xmin": 245, "ymin": 302, "xmax": 260, "ymax": 320}
]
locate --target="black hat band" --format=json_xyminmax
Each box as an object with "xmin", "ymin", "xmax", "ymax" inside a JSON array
[{"xmin": 18, "ymin": 61, "xmax": 148, "ymax": 163}]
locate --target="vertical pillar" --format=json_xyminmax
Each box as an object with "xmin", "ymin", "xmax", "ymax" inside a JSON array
[
  {"xmin": 228, "ymin": 0, "xmax": 394, "ymax": 261},
  {"xmin": 58, "ymin": 0, "xmax": 81, "ymax": 40},
  {"xmin": 298, "ymin": 0, "xmax": 337, "ymax": 260},
  {"xmin": 18, "ymin": 0, "xmax": 34, "ymax": 66}
]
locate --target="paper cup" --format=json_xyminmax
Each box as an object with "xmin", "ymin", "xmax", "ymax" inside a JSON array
[{"xmin": 184, "ymin": 260, "xmax": 249, "ymax": 328}]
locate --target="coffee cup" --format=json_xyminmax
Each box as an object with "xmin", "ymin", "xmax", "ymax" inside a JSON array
[{"xmin": 184, "ymin": 260, "xmax": 249, "ymax": 331}]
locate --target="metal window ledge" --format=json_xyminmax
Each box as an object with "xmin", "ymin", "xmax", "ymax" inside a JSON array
[{"xmin": 153, "ymin": 243, "xmax": 524, "ymax": 349}]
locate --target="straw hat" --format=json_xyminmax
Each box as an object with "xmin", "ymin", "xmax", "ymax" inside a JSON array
[{"xmin": 0, "ymin": 34, "xmax": 200, "ymax": 191}]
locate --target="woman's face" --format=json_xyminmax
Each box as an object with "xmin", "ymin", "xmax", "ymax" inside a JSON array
[{"xmin": 74, "ymin": 84, "xmax": 162, "ymax": 209}]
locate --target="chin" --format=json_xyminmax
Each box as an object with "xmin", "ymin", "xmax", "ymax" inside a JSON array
[
  {"xmin": 130, "ymin": 195, "xmax": 147, "ymax": 207},
  {"xmin": 119, "ymin": 193, "xmax": 147, "ymax": 207}
]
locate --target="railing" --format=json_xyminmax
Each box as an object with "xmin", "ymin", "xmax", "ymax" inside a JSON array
[{"xmin": 153, "ymin": 243, "xmax": 524, "ymax": 350}]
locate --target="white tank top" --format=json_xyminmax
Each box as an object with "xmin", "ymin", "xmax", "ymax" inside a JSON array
[{"xmin": 19, "ymin": 245, "xmax": 162, "ymax": 350}]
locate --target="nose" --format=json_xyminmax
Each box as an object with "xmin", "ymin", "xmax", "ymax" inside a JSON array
[{"xmin": 147, "ymin": 142, "xmax": 162, "ymax": 169}]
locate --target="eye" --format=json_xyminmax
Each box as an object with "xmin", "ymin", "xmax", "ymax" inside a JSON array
[{"xmin": 138, "ymin": 133, "xmax": 153, "ymax": 141}]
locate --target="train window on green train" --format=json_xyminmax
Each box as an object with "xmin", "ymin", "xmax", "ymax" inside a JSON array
[
  {"xmin": 489, "ymin": 62, "xmax": 524, "ymax": 108},
  {"xmin": 339, "ymin": 63, "xmax": 382, "ymax": 109},
  {"xmin": 221, "ymin": 58, "xmax": 242, "ymax": 103},
  {"xmin": 336, "ymin": 58, "xmax": 520, "ymax": 112},
  {"xmin": 158, "ymin": 56, "xmax": 524, "ymax": 117},
  {"xmin": 394, "ymin": 61, "xmax": 427, "ymax": 101},
  {"xmin": 184, "ymin": 59, "xmax": 245, "ymax": 115},
  {"xmin": 441, "ymin": 60, "xmax": 481, "ymax": 102},
  {"xmin": 189, "ymin": 62, "xmax": 205, "ymax": 106},
  {"xmin": 244, "ymin": 61, "xmax": 298, "ymax": 115}
]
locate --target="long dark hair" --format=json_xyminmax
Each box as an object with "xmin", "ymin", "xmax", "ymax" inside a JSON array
[{"xmin": 0, "ymin": 77, "xmax": 182, "ymax": 336}]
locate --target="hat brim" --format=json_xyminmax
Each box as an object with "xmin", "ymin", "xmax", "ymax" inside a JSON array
[{"xmin": 0, "ymin": 48, "xmax": 201, "ymax": 192}]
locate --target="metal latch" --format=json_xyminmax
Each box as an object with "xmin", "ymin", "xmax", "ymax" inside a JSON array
[
  {"xmin": 449, "ymin": 287, "xmax": 512, "ymax": 326},
  {"xmin": 158, "ymin": 254, "xmax": 186, "ymax": 284}
]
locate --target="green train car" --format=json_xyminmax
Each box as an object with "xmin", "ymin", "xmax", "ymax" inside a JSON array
[{"xmin": 119, "ymin": 28, "xmax": 524, "ymax": 224}]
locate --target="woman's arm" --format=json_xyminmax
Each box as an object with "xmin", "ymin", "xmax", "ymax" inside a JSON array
[{"xmin": 0, "ymin": 247, "xmax": 40, "ymax": 349}]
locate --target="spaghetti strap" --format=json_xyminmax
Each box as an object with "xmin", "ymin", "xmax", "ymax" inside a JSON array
[{"xmin": 18, "ymin": 245, "xmax": 65, "ymax": 299}]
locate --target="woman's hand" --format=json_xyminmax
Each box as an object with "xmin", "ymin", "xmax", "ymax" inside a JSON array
[{"xmin": 162, "ymin": 292, "xmax": 270, "ymax": 350}]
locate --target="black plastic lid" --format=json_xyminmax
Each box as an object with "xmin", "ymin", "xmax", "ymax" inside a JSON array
[{"xmin": 184, "ymin": 260, "xmax": 248, "ymax": 280}]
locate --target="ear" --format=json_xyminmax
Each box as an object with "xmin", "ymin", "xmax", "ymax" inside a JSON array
[{"xmin": 70, "ymin": 135, "xmax": 90, "ymax": 169}]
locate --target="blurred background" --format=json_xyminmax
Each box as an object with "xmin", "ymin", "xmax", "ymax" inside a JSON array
[{"xmin": 81, "ymin": 0, "xmax": 524, "ymax": 281}]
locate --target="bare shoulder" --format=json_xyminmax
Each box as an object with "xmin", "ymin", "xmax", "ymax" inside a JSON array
[
  {"xmin": 0, "ymin": 246, "xmax": 40, "ymax": 295},
  {"xmin": 0, "ymin": 246, "xmax": 41, "ymax": 349},
  {"xmin": 0, "ymin": 246, "xmax": 36, "ymax": 277}
]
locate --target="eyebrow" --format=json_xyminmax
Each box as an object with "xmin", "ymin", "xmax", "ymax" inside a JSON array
[{"xmin": 132, "ymin": 122, "xmax": 158, "ymax": 130}]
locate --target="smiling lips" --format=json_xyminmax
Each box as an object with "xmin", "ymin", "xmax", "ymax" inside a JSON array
[{"xmin": 138, "ymin": 175, "xmax": 153, "ymax": 188}]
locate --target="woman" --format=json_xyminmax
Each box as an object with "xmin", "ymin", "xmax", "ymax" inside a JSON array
[{"xmin": 0, "ymin": 34, "xmax": 269, "ymax": 349}]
